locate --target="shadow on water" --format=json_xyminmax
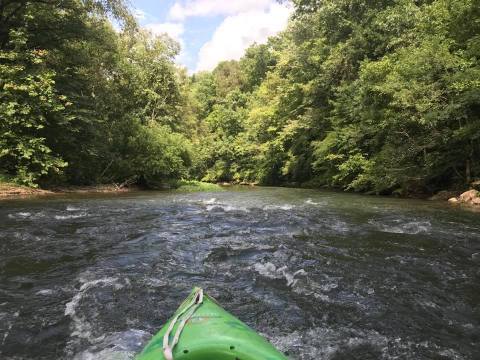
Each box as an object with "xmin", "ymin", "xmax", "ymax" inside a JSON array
[{"xmin": 0, "ymin": 187, "xmax": 479, "ymax": 359}]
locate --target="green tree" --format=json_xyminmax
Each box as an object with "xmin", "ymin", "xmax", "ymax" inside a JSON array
[{"xmin": 0, "ymin": 32, "xmax": 68, "ymax": 186}]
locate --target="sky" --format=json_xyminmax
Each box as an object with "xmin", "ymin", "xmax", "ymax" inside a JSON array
[{"xmin": 129, "ymin": 0, "xmax": 292, "ymax": 73}]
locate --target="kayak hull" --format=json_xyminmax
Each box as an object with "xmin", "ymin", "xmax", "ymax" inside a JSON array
[{"xmin": 136, "ymin": 288, "xmax": 288, "ymax": 360}]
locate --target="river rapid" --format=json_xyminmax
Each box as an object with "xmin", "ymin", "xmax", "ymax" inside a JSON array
[{"xmin": 0, "ymin": 187, "xmax": 479, "ymax": 359}]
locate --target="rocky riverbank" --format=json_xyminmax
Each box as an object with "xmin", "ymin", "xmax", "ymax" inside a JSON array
[
  {"xmin": 0, "ymin": 183, "xmax": 138, "ymax": 199},
  {"xmin": 0, "ymin": 180, "xmax": 224, "ymax": 199},
  {"xmin": 447, "ymin": 189, "xmax": 480, "ymax": 206},
  {"xmin": 3, "ymin": 179, "xmax": 480, "ymax": 208},
  {"xmin": 0, "ymin": 183, "xmax": 53, "ymax": 198}
]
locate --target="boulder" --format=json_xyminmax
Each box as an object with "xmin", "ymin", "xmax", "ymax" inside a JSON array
[
  {"xmin": 459, "ymin": 189, "xmax": 479, "ymax": 203},
  {"xmin": 429, "ymin": 190, "xmax": 459, "ymax": 201},
  {"xmin": 448, "ymin": 197, "xmax": 459, "ymax": 203},
  {"xmin": 472, "ymin": 197, "xmax": 480, "ymax": 205}
]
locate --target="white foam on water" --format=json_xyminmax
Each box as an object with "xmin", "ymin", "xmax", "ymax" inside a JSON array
[
  {"xmin": 254, "ymin": 262, "xmax": 307, "ymax": 287},
  {"xmin": 419, "ymin": 300, "xmax": 438, "ymax": 309},
  {"xmin": 73, "ymin": 349, "xmax": 135, "ymax": 360},
  {"xmin": 8, "ymin": 211, "xmax": 48, "ymax": 220},
  {"xmin": 254, "ymin": 262, "xmax": 281, "ymax": 278},
  {"xmin": 202, "ymin": 198, "xmax": 217, "ymax": 205},
  {"xmin": 143, "ymin": 277, "xmax": 167, "ymax": 287},
  {"xmin": 8, "ymin": 212, "xmax": 31, "ymax": 219},
  {"xmin": 67, "ymin": 205, "xmax": 85, "ymax": 212},
  {"xmin": 293, "ymin": 276, "xmax": 340, "ymax": 302},
  {"xmin": 206, "ymin": 204, "xmax": 249, "ymax": 212},
  {"xmin": 369, "ymin": 219, "xmax": 431, "ymax": 234},
  {"xmin": 1, "ymin": 311, "xmax": 19, "ymax": 346},
  {"xmin": 328, "ymin": 220, "xmax": 350, "ymax": 233},
  {"xmin": 268, "ymin": 327, "xmax": 389, "ymax": 359},
  {"xmin": 286, "ymin": 269, "xmax": 307, "ymax": 287},
  {"xmin": 320, "ymin": 282, "xmax": 339, "ymax": 292},
  {"xmin": 72, "ymin": 329, "xmax": 150, "ymax": 360},
  {"xmin": 65, "ymin": 277, "xmax": 122, "ymax": 340},
  {"xmin": 35, "ymin": 289, "xmax": 54, "ymax": 296},
  {"xmin": 437, "ymin": 349, "xmax": 463, "ymax": 359},
  {"xmin": 263, "ymin": 204, "xmax": 295, "ymax": 211},
  {"xmin": 391, "ymin": 339, "xmax": 464, "ymax": 360},
  {"xmin": 314, "ymin": 293, "xmax": 331, "ymax": 302},
  {"xmin": 55, "ymin": 212, "xmax": 87, "ymax": 220},
  {"xmin": 305, "ymin": 199, "xmax": 325, "ymax": 206}
]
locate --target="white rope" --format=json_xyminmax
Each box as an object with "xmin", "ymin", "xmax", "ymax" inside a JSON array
[{"xmin": 163, "ymin": 288, "xmax": 204, "ymax": 360}]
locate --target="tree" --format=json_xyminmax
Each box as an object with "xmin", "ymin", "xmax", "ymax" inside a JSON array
[{"xmin": 0, "ymin": 33, "xmax": 68, "ymax": 186}]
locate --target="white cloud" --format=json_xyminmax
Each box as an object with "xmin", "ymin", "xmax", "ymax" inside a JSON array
[
  {"xmin": 144, "ymin": 22, "xmax": 185, "ymax": 43},
  {"xmin": 133, "ymin": 8, "xmax": 147, "ymax": 20},
  {"xmin": 195, "ymin": 3, "xmax": 291, "ymax": 72},
  {"xmin": 168, "ymin": 0, "xmax": 274, "ymax": 20}
]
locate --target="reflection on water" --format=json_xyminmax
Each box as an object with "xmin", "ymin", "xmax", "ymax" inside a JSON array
[{"xmin": 0, "ymin": 187, "xmax": 479, "ymax": 359}]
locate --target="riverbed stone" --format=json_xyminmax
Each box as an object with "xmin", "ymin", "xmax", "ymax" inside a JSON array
[
  {"xmin": 448, "ymin": 197, "xmax": 459, "ymax": 203},
  {"xmin": 459, "ymin": 189, "xmax": 479, "ymax": 204},
  {"xmin": 429, "ymin": 191, "xmax": 459, "ymax": 201},
  {"xmin": 472, "ymin": 197, "xmax": 480, "ymax": 205}
]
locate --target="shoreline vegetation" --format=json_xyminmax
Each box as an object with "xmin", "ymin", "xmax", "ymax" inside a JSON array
[
  {"xmin": 1, "ymin": 1, "xmax": 478, "ymax": 202},
  {"xmin": 2, "ymin": 179, "xmax": 480, "ymax": 208},
  {"xmin": 0, "ymin": 180, "xmax": 225, "ymax": 199}
]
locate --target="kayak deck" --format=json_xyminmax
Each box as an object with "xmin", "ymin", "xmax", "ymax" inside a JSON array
[{"xmin": 136, "ymin": 288, "xmax": 288, "ymax": 360}]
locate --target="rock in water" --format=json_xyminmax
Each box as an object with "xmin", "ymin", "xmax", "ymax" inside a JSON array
[
  {"xmin": 448, "ymin": 197, "xmax": 459, "ymax": 203},
  {"xmin": 459, "ymin": 190, "xmax": 479, "ymax": 204},
  {"xmin": 430, "ymin": 191, "xmax": 459, "ymax": 201}
]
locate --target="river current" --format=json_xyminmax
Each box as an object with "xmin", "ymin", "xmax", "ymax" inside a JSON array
[{"xmin": 0, "ymin": 187, "xmax": 479, "ymax": 359}]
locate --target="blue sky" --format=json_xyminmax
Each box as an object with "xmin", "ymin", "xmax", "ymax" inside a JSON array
[{"xmin": 129, "ymin": 0, "xmax": 292, "ymax": 72}]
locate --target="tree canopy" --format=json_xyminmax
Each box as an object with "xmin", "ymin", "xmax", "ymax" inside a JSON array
[
  {"xmin": 1, "ymin": 0, "xmax": 478, "ymax": 195},
  {"xmin": 0, "ymin": 0, "xmax": 192, "ymax": 187},
  {"xmin": 189, "ymin": 0, "xmax": 480, "ymax": 195}
]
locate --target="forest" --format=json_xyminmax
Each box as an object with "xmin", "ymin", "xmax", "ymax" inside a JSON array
[{"xmin": 1, "ymin": 0, "xmax": 479, "ymax": 196}]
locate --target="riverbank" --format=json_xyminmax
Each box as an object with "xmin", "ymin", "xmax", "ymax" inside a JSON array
[
  {"xmin": 446, "ymin": 189, "xmax": 480, "ymax": 206},
  {"xmin": 0, "ymin": 182, "xmax": 138, "ymax": 199},
  {"xmin": 0, "ymin": 180, "xmax": 224, "ymax": 200},
  {"xmin": 0, "ymin": 182, "xmax": 54, "ymax": 198},
  {"xmin": 2, "ymin": 179, "xmax": 479, "ymax": 208}
]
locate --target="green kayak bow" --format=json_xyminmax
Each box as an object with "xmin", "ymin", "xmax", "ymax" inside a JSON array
[{"xmin": 136, "ymin": 288, "xmax": 288, "ymax": 360}]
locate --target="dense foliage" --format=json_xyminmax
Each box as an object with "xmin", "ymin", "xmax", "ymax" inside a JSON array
[
  {"xmin": 0, "ymin": 0, "xmax": 192, "ymax": 187},
  {"xmin": 191, "ymin": 0, "xmax": 480, "ymax": 195},
  {"xmin": 1, "ymin": 0, "xmax": 478, "ymax": 195}
]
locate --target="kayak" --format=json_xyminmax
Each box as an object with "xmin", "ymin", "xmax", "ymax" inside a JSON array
[{"xmin": 136, "ymin": 287, "xmax": 288, "ymax": 360}]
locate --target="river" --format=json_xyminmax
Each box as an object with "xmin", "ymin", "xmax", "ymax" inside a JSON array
[{"xmin": 0, "ymin": 187, "xmax": 479, "ymax": 359}]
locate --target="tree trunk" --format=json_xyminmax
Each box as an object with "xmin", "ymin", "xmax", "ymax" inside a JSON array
[{"xmin": 466, "ymin": 159, "xmax": 471, "ymax": 186}]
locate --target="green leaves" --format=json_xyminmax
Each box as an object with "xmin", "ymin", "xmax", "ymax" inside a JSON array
[
  {"xmin": 125, "ymin": 122, "xmax": 191, "ymax": 187},
  {"xmin": 0, "ymin": 0, "xmax": 192, "ymax": 188},
  {"xmin": 1, "ymin": 0, "xmax": 478, "ymax": 193},
  {"xmin": 190, "ymin": 0, "xmax": 479, "ymax": 194},
  {"xmin": 0, "ymin": 35, "xmax": 70, "ymax": 186}
]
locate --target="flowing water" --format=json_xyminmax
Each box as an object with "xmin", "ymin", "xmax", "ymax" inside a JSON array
[{"xmin": 0, "ymin": 187, "xmax": 479, "ymax": 359}]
